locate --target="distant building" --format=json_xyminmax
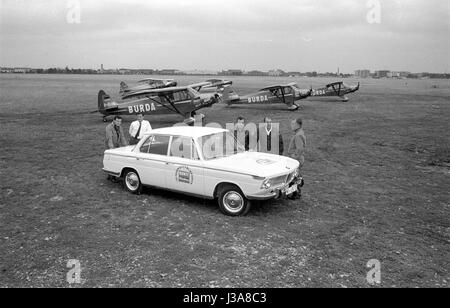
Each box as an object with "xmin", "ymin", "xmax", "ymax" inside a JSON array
[
  {"xmin": 118, "ymin": 69, "xmax": 132, "ymax": 75},
  {"xmin": 286, "ymin": 71, "xmax": 302, "ymax": 77},
  {"xmin": 0, "ymin": 67, "xmax": 14, "ymax": 73},
  {"xmin": 374, "ymin": 70, "xmax": 390, "ymax": 78},
  {"xmin": 221, "ymin": 69, "xmax": 243, "ymax": 76},
  {"xmin": 158, "ymin": 69, "xmax": 181, "ymax": 75},
  {"xmin": 355, "ymin": 69, "xmax": 371, "ymax": 78},
  {"xmin": 389, "ymin": 71, "xmax": 410, "ymax": 78},
  {"xmin": 268, "ymin": 69, "xmax": 285, "ymax": 77},
  {"xmin": 13, "ymin": 68, "xmax": 31, "ymax": 73},
  {"xmin": 246, "ymin": 70, "xmax": 267, "ymax": 76},
  {"xmin": 182, "ymin": 69, "xmax": 218, "ymax": 75}
]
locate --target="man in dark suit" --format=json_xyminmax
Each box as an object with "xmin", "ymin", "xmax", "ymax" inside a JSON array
[
  {"xmin": 233, "ymin": 116, "xmax": 251, "ymax": 151},
  {"xmin": 105, "ymin": 116, "xmax": 129, "ymax": 149},
  {"xmin": 257, "ymin": 117, "xmax": 284, "ymax": 156}
]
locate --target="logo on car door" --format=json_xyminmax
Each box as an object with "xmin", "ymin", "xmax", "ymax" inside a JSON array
[{"xmin": 176, "ymin": 166, "xmax": 194, "ymax": 184}]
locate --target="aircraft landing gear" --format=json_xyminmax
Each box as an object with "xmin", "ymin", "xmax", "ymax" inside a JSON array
[
  {"xmin": 288, "ymin": 104, "xmax": 299, "ymax": 111},
  {"xmin": 103, "ymin": 116, "xmax": 108, "ymax": 122}
]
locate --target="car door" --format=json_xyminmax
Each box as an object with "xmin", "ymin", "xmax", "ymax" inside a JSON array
[
  {"xmin": 165, "ymin": 136, "xmax": 205, "ymax": 196},
  {"xmin": 134, "ymin": 134, "xmax": 170, "ymax": 188}
]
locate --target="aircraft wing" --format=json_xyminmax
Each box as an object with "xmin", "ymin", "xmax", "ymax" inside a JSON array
[
  {"xmin": 259, "ymin": 83, "xmax": 296, "ymax": 92},
  {"xmin": 204, "ymin": 79, "xmax": 233, "ymax": 88},
  {"xmin": 259, "ymin": 85, "xmax": 283, "ymax": 92},
  {"xmin": 189, "ymin": 82, "xmax": 213, "ymax": 92},
  {"xmin": 189, "ymin": 80, "xmax": 232, "ymax": 92},
  {"xmin": 326, "ymin": 81, "xmax": 344, "ymax": 88},
  {"xmin": 139, "ymin": 78, "xmax": 175, "ymax": 84}
]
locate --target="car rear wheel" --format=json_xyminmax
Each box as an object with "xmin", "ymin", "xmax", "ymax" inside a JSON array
[
  {"xmin": 123, "ymin": 169, "xmax": 142, "ymax": 195},
  {"xmin": 217, "ymin": 184, "xmax": 251, "ymax": 216}
]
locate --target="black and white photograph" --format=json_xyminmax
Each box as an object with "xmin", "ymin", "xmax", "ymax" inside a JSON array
[{"xmin": 0, "ymin": 0, "xmax": 449, "ymax": 293}]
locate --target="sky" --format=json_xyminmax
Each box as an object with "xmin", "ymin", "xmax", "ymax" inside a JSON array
[{"xmin": 0, "ymin": 0, "xmax": 449, "ymax": 73}]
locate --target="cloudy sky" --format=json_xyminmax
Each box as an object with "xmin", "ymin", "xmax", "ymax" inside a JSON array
[{"xmin": 0, "ymin": 0, "xmax": 448, "ymax": 73}]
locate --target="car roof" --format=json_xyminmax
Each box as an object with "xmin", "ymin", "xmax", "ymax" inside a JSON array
[{"xmin": 148, "ymin": 126, "xmax": 228, "ymax": 138}]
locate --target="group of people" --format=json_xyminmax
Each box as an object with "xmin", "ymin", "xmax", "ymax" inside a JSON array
[
  {"xmin": 105, "ymin": 113, "xmax": 306, "ymax": 198},
  {"xmin": 105, "ymin": 113, "xmax": 152, "ymax": 149},
  {"xmin": 105, "ymin": 113, "xmax": 306, "ymax": 171},
  {"xmin": 232, "ymin": 116, "xmax": 306, "ymax": 169}
]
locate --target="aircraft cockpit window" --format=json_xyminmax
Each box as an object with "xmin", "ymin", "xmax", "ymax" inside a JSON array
[
  {"xmin": 283, "ymin": 87, "xmax": 293, "ymax": 95},
  {"xmin": 173, "ymin": 91, "xmax": 190, "ymax": 102}
]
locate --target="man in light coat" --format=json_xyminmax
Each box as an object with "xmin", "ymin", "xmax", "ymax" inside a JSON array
[{"xmin": 129, "ymin": 113, "xmax": 152, "ymax": 145}]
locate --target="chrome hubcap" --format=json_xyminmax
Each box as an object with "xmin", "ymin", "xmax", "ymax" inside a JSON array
[
  {"xmin": 126, "ymin": 172, "xmax": 139, "ymax": 191},
  {"xmin": 223, "ymin": 191, "xmax": 244, "ymax": 213}
]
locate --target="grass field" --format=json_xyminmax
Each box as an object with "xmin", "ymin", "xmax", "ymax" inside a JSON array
[{"xmin": 0, "ymin": 74, "xmax": 449, "ymax": 288}]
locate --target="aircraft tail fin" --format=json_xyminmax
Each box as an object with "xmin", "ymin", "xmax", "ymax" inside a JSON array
[
  {"xmin": 221, "ymin": 87, "xmax": 239, "ymax": 105},
  {"xmin": 98, "ymin": 90, "xmax": 110, "ymax": 113},
  {"xmin": 119, "ymin": 81, "xmax": 128, "ymax": 96}
]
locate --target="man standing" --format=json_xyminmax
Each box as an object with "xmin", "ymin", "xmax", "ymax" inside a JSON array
[
  {"xmin": 233, "ymin": 116, "xmax": 251, "ymax": 151},
  {"xmin": 105, "ymin": 116, "xmax": 129, "ymax": 149},
  {"xmin": 287, "ymin": 118, "xmax": 306, "ymax": 199},
  {"xmin": 257, "ymin": 117, "xmax": 284, "ymax": 156},
  {"xmin": 288, "ymin": 118, "xmax": 306, "ymax": 168},
  {"xmin": 129, "ymin": 113, "xmax": 152, "ymax": 145}
]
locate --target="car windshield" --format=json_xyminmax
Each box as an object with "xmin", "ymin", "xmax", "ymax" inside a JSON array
[{"xmin": 199, "ymin": 132, "xmax": 245, "ymax": 160}]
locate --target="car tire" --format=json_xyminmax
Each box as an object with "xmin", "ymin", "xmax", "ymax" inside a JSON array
[
  {"xmin": 217, "ymin": 184, "xmax": 251, "ymax": 216},
  {"xmin": 123, "ymin": 169, "xmax": 142, "ymax": 195}
]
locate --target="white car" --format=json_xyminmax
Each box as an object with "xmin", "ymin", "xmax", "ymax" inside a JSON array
[{"xmin": 103, "ymin": 126, "xmax": 303, "ymax": 216}]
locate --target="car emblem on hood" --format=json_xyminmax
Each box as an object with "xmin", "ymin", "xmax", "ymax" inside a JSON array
[{"xmin": 256, "ymin": 159, "xmax": 276, "ymax": 165}]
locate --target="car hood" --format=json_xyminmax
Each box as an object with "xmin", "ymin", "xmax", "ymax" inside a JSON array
[{"xmin": 205, "ymin": 152, "xmax": 299, "ymax": 178}]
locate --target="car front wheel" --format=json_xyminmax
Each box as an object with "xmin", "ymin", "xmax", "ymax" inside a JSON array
[
  {"xmin": 217, "ymin": 184, "xmax": 251, "ymax": 216},
  {"xmin": 123, "ymin": 169, "xmax": 142, "ymax": 195}
]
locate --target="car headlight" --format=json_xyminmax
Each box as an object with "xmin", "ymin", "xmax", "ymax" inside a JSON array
[{"xmin": 261, "ymin": 179, "xmax": 271, "ymax": 190}]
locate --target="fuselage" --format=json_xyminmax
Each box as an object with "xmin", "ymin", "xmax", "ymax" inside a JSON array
[
  {"xmin": 99, "ymin": 87, "xmax": 215, "ymax": 118},
  {"xmin": 226, "ymin": 84, "xmax": 311, "ymax": 106}
]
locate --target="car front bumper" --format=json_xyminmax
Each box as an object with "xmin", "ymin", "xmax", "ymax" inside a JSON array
[{"xmin": 246, "ymin": 177, "xmax": 304, "ymax": 201}]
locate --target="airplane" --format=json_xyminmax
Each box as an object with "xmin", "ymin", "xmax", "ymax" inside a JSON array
[
  {"xmin": 222, "ymin": 83, "xmax": 312, "ymax": 111},
  {"xmin": 190, "ymin": 79, "xmax": 233, "ymax": 92},
  {"xmin": 188, "ymin": 79, "xmax": 233, "ymax": 102},
  {"xmin": 308, "ymin": 81, "xmax": 360, "ymax": 102},
  {"xmin": 119, "ymin": 78, "xmax": 177, "ymax": 99},
  {"xmin": 97, "ymin": 85, "xmax": 221, "ymax": 123}
]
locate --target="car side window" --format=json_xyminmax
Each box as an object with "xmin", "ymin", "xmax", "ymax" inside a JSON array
[
  {"xmin": 143, "ymin": 135, "xmax": 170, "ymax": 156},
  {"xmin": 139, "ymin": 136, "xmax": 153, "ymax": 153},
  {"xmin": 170, "ymin": 137, "xmax": 199, "ymax": 160}
]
